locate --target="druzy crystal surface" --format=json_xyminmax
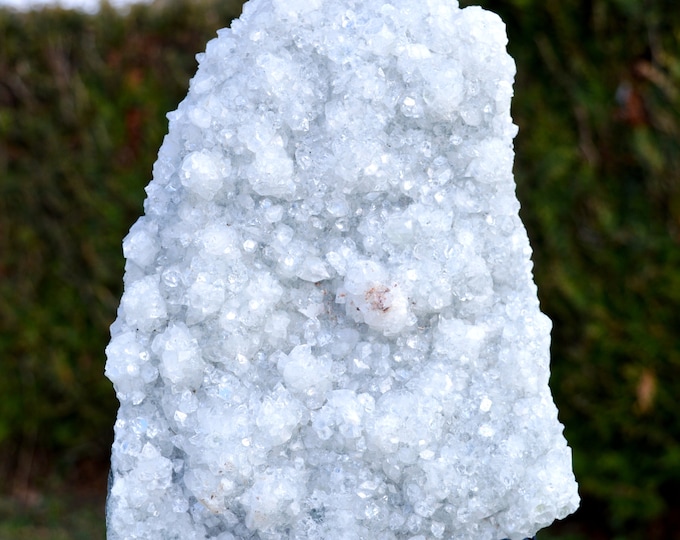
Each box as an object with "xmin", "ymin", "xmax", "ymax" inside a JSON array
[{"xmin": 105, "ymin": 1, "xmax": 579, "ymax": 538}]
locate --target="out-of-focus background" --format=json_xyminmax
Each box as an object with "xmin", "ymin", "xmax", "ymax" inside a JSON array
[
  {"xmin": 0, "ymin": 0, "xmax": 139, "ymax": 11},
  {"xmin": 1, "ymin": 0, "xmax": 678, "ymax": 538}
]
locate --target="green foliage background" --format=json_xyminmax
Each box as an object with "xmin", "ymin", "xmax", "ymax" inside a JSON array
[
  {"xmin": 1, "ymin": 0, "xmax": 679, "ymax": 538},
  {"xmin": 472, "ymin": 1, "xmax": 680, "ymax": 536},
  {"xmin": 0, "ymin": 0, "xmax": 244, "ymax": 492}
]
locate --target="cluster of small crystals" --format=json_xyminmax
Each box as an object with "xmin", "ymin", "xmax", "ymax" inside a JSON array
[{"xmin": 105, "ymin": 0, "xmax": 579, "ymax": 538}]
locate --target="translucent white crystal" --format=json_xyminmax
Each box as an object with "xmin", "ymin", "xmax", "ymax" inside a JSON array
[{"xmin": 106, "ymin": 1, "xmax": 579, "ymax": 538}]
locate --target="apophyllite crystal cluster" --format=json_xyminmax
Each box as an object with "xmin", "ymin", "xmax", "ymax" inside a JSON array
[{"xmin": 105, "ymin": 1, "xmax": 579, "ymax": 538}]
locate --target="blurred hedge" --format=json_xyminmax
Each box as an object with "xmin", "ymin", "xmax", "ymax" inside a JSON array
[
  {"xmin": 1, "ymin": 0, "xmax": 679, "ymax": 538},
  {"xmin": 470, "ymin": 0, "xmax": 680, "ymax": 537},
  {"xmin": 0, "ymin": 0, "xmax": 243, "ymax": 479}
]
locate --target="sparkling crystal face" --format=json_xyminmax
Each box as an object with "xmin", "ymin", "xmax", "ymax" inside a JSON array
[{"xmin": 105, "ymin": 1, "xmax": 579, "ymax": 538}]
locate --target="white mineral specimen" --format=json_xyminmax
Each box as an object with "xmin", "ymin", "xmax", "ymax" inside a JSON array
[{"xmin": 105, "ymin": 1, "xmax": 579, "ymax": 538}]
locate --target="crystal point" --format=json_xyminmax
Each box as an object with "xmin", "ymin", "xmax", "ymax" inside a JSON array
[{"xmin": 106, "ymin": 1, "xmax": 579, "ymax": 538}]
